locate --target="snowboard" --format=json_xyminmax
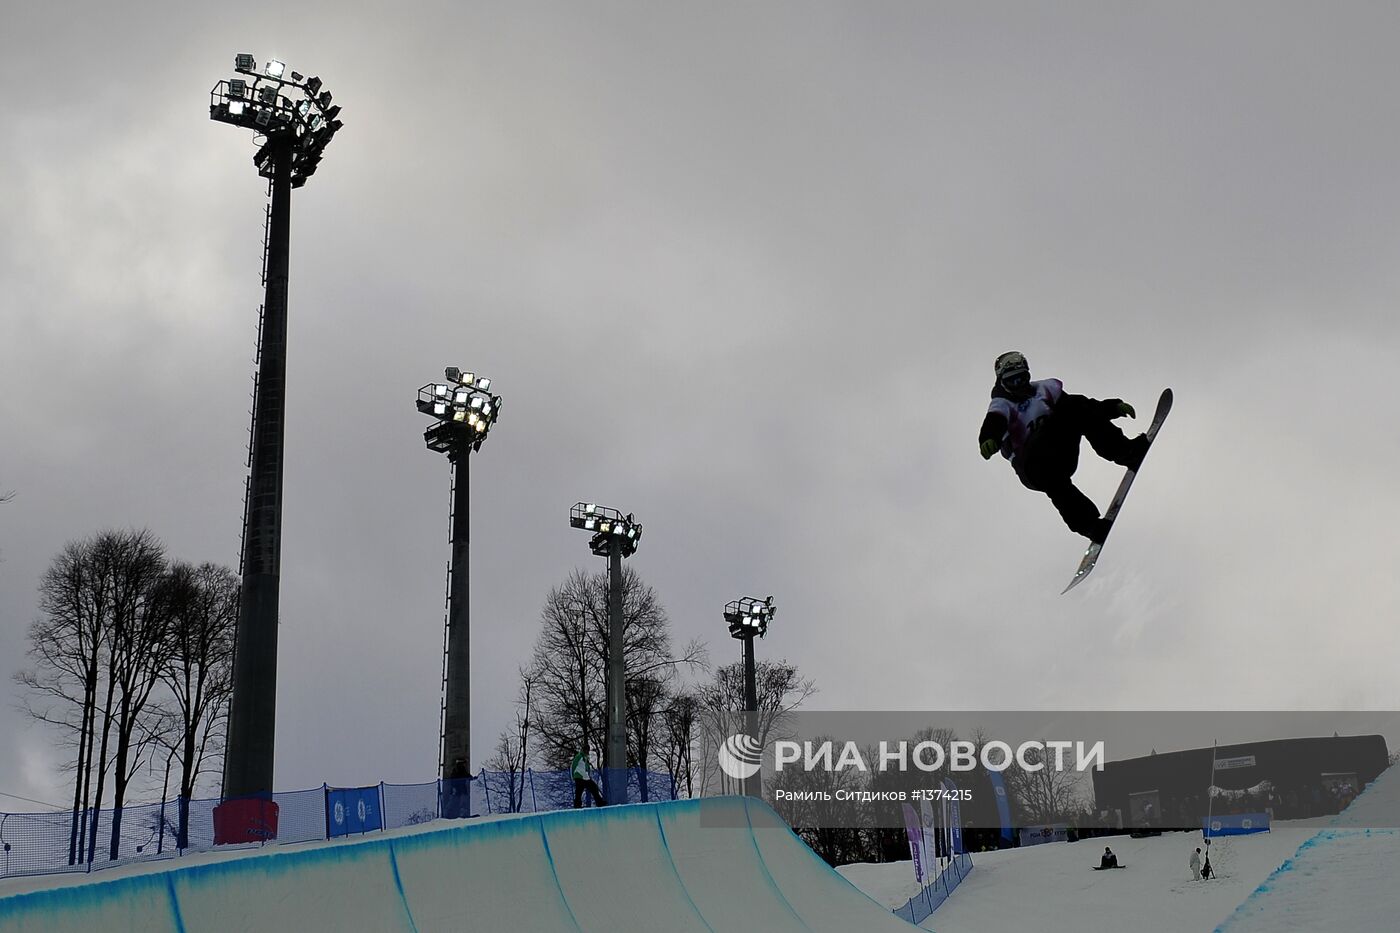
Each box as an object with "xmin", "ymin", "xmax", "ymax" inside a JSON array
[
  {"xmin": 1092, "ymin": 865, "xmax": 1127, "ymax": 871},
  {"xmin": 1062, "ymin": 388, "xmax": 1173, "ymax": 594}
]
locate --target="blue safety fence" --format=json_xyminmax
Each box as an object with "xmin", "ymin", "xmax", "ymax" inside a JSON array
[
  {"xmin": 892, "ymin": 852, "xmax": 974, "ymax": 925},
  {"xmin": 0, "ymin": 767, "xmax": 674, "ymax": 881}
]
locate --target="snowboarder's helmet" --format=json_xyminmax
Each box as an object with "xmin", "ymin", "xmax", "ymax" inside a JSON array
[
  {"xmin": 994, "ymin": 351, "xmax": 1028, "ymax": 378},
  {"xmin": 994, "ymin": 351, "xmax": 1030, "ymax": 390}
]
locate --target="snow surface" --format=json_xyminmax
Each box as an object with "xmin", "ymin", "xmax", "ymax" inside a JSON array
[
  {"xmin": 7, "ymin": 767, "xmax": 1395, "ymax": 932},
  {"xmin": 1215, "ymin": 762, "xmax": 1400, "ymax": 933},
  {"xmin": 840, "ymin": 826, "xmax": 1317, "ymax": 932},
  {"xmin": 0, "ymin": 796, "xmax": 910, "ymax": 932},
  {"xmin": 840, "ymin": 765, "xmax": 1400, "ymax": 932}
]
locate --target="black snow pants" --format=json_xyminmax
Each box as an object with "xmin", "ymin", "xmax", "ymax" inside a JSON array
[
  {"xmin": 1013, "ymin": 395, "xmax": 1143, "ymax": 543},
  {"xmin": 573, "ymin": 777, "xmax": 606, "ymax": 808}
]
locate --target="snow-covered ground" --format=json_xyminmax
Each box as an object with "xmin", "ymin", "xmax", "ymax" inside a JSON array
[
  {"xmin": 1215, "ymin": 762, "xmax": 1400, "ymax": 932},
  {"xmin": 6, "ymin": 767, "xmax": 1395, "ymax": 932},
  {"xmin": 841, "ymin": 765, "xmax": 1400, "ymax": 932},
  {"xmin": 0, "ymin": 796, "xmax": 908, "ymax": 932},
  {"xmin": 1214, "ymin": 828, "xmax": 1399, "ymax": 932},
  {"xmin": 840, "ymin": 825, "xmax": 1316, "ymax": 932}
]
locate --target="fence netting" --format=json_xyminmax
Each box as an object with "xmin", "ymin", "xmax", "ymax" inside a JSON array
[{"xmin": 0, "ymin": 767, "xmax": 674, "ymax": 881}]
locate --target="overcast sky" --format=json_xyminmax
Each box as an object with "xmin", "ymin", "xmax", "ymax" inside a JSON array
[{"xmin": 4, "ymin": 1, "xmax": 1399, "ymax": 811}]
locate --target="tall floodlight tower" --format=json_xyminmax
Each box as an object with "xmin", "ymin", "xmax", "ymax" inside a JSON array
[
  {"xmin": 569, "ymin": 503, "xmax": 642, "ymax": 805},
  {"xmin": 417, "ymin": 369, "xmax": 502, "ymax": 787},
  {"xmin": 210, "ymin": 54, "xmax": 343, "ymax": 802},
  {"xmin": 724, "ymin": 596, "xmax": 775, "ymax": 797}
]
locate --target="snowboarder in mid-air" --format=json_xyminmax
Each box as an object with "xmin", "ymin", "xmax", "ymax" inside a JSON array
[{"xmin": 978, "ymin": 351, "xmax": 1150, "ymax": 545}]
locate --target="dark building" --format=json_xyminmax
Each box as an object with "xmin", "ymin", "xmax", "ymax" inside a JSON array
[{"xmin": 1093, "ymin": 734, "xmax": 1389, "ymax": 829}]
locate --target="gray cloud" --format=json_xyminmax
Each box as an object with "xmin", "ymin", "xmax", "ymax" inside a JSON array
[{"xmin": 4, "ymin": 1, "xmax": 1399, "ymax": 810}]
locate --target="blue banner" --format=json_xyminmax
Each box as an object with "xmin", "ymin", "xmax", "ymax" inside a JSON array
[
  {"xmin": 986, "ymin": 769, "xmax": 1013, "ymax": 842},
  {"xmin": 892, "ymin": 853, "xmax": 974, "ymax": 925},
  {"xmin": 326, "ymin": 785, "xmax": 383, "ymax": 838},
  {"xmin": 1203, "ymin": 812, "xmax": 1270, "ymax": 837}
]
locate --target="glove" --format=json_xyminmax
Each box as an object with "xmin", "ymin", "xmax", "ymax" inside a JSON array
[
  {"xmin": 1113, "ymin": 400, "xmax": 1135, "ymax": 420},
  {"xmin": 980, "ymin": 438, "xmax": 999, "ymax": 460}
]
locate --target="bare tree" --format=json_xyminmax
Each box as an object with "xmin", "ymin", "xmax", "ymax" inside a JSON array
[
  {"xmin": 627, "ymin": 674, "xmax": 671, "ymax": 800},
  {"xmin": 695, "ymin": 659, "xmax": 817, "ymax": 795},
  {"xmin": 15, "ymin": 537, "xmax": 106, "ymax": 864},
  {"xmin": 657, "ymin": 691, "xmax": 700, "ymax": 798},
  {"xmin": 95, "ymin": 530, "xmax": 171, "ymax": 860},
  {"xmin": 523, "ymin": 567, "xmax": 704, "ymax": 786},
  {"xmin": 526, "ymin": 570, "xmax": 606, "ymax": 770},
  {"xmin": 157, "ymin": 562, "xmax": 237, "ymax": 847},
  {"xmin": 865, "ymin": 726, "xmax": 962, "ymax": 862},
  {"xmin": 16, "ymin": 529, "xmax": 173, "ymax": 863},
  {"xmin": 769, "ymin": 735, "xmax": 870, "ymax": 866},
  {"xmin": 1003, "ymin": 745, "xmax": 1090, "ymax": 825},
  {"xmin": 484, "ymin": 671, "xmax": 534, "ymax": 812}
]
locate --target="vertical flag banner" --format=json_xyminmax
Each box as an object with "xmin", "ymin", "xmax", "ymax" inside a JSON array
[
  {"xmin": 987, "ymin": 769, "xmax": 1013, "ymax": 843},
  {"xmin": 920, "ymin": 796, "xmax": 938, "ymax": 867},
  {"xmin": 902, "ymin": 802, "xmax": 926, "ymax": 884},
  {"xmin": 950, "ymin": 793, "xmax": 964, "ymax": 855}
]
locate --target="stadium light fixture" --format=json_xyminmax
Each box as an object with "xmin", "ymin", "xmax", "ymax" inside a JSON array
[
  {"xmin": 570, "ymin": 501, "xmax": 643, "ymax": 804},
  {"xmin": 211, "ymin": 51, "xmax": 343, "ymax": 810},
  {"xmin": 417, "ymin": 370, "xmax": 502, "ymax": 456},
  {"xmin": 210, "ymin": 53, "xmax": 344, "ymax": 189},
  {"xmin": 724, "ymin": 595, "xmax": 775, "ymax": 797},
  {"xmin": 569, "ymin": 502, "xmax": 642, "ymax": 557},
  {"xmin": 418, "ymin": 368, "xmax": 504, "ymax": 791},
  {"xmin": 725, "ymin": 595, "xmax": 775, "ymax": 641}
]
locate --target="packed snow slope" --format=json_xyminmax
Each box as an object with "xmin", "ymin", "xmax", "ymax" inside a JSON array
[
  {"xmin": 0, "ymin": 796, "xmax": 913, "ymax": 933},
  {"xmin": 1215, "ymin": 763, "xmax": 1400, "ymax": 933},
  {"xmin": 841, "ymin": 825, "xmax": 1317, "ymax": 932}
]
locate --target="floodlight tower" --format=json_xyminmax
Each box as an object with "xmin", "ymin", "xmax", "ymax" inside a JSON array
[
  {"xmin": 569, "ymin": 503, "xmax": 642, "ymax": 804},
  {"xmin": 724, "ymin": 596, "xmax": 775, "ymax": 796},
  {"xmin": 210, "ymin": 54, "xmax": 343, "ymax": 800},
  {"xmin": 417, "ymin": 370, "xmax": 502, "ymax": 785}
]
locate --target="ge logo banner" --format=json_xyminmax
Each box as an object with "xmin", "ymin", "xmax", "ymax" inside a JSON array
[
  {"xmin": 332, "ymin": 798, "xmax": 370, "ymax": 826},
  {"xmin": 718, "ymin": 733, "xmax": 764, "ymax": 780}
]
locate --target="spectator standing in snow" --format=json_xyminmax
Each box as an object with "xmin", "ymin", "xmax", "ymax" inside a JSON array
[
  {"xmin": 1190, "ymin": 847, "xmax": 1203, "ymax": 881},
  {"xmin": 571, "ymin": 746, "xmax": 607, "ymax": 809}
]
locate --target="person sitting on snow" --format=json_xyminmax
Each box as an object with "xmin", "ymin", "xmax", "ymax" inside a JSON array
[{"xmin": 1100, "ymin": 846, "xmax": 1119, "ymax": 869}]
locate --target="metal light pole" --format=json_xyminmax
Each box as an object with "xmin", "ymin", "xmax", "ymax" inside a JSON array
[
  {"xmin": 418, "ymin": 370, "xmax": 502, "ymax": 791},
  {"xmin": 210, "ymin": 54, "xmax": 343, "ymax": 802},
  {"xmin": 569, "ymin": 503, "xmax": 642, "ymax": 805},
  {"xmin": 725, "ymin": 596, "xmax": 775, "ymax": 797}
]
